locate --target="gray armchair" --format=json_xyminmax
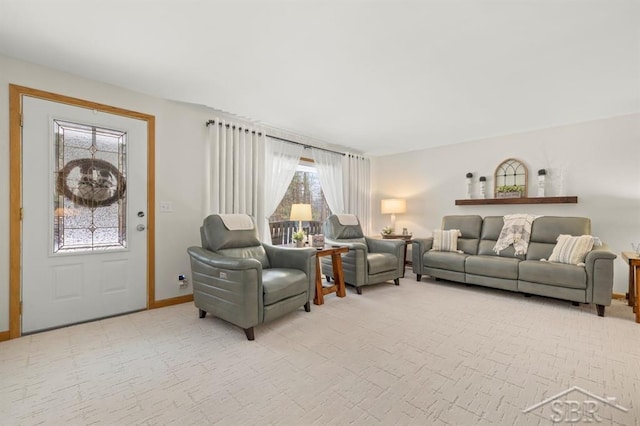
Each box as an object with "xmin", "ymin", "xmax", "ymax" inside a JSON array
[
  {"xmin": 321, "ymin": 214, "xmax": 405, "ymax": 294},
  {"xmin": 187, "ymin": 214, "xmax": 316, "ymax": 340}
]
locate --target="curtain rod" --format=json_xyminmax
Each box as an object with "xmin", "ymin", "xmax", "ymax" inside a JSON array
[
  {"xmin": 205, "ymin": 119, "xmax": 263, "ymax": 136},
  {"xmin": 265, "ymin": 134, "xmax": 345, "ymax": 156},
  {"xmin": 205, "ymin": 119, "xmax": 345, "ymax": 156}
]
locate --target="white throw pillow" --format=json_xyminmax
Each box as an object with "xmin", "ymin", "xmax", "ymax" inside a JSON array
[
  {"xmin": 431, "ymin": 229, "xmax": 463, "ymax": 253},
  {"xmin": 547, "ymin": 234, "xmax": 597, "ymax": 266}
]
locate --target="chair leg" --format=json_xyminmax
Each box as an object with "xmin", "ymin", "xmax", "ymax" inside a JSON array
[
  {"xmin": 199, "ymin": 309, "xmax": 206, "ymax": 318},
  {"xmin": 596, "ymin": 305, "xmax": 605, "ymax": 317},
  {"xmin": 326, "ymin": 275, "xmax": 331, "ymax": 282},
  {"xmin": 394, "ymin": 278, "xmax": 400, "ymax": 286},
  {"xmin": 356, "ymin": 287, "xmax": 362, "ymax": 295},
  {"xmin": 244, "ymin": 327, "xmax": 255, "ymax": 341},
  {"xmin": 416, "ymin": 274, "xmax": 422, "ymax": 281},
  {"xmin": 304, "ymin": 301, "xmax": 310, "ymax": 312}
]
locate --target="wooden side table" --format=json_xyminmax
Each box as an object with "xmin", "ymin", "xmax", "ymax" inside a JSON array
[
  {"xmin": 621, "ymin": 251, "xmax": 640, "ymax": 323},
  {"xmin": 314, "ymin": 246, "xmax": 349, "ymax": 305}
]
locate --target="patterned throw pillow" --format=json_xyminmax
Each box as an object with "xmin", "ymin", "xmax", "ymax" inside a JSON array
[
  {"xmin": 547, "ymin": 234, "xmax": 596, "ymax": 266},
  {"xmin": 431, "ymin": 229, "xmax": 463, "ymax": 253}
]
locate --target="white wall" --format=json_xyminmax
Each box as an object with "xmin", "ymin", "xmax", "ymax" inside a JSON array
[
  {"xmin": 0, "ymin": 55, "xmax": 216, "ymax": 332},
  {"xmin": 2, "ymin": 54, "xmax": 638, "ymax": 333},
  {"xmin": 371, "ymin": 114, "xmax": 640, "ymax": 293}
]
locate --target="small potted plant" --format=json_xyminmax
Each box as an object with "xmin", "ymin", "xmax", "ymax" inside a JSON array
[
  {"xmin": 292, "ymin": 230, "xmax": 306, "ymax": 247},
  {"xmin": 496, "ymin": 185, "xmax": 525, "ymax": 198},
  {"xmin": 381, "ymin": 226, "xmax": 394, "ymax": 237}
]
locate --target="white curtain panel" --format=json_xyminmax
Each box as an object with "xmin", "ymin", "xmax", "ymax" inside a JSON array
[
  {"xmin": 343, "ymin": 153, "xmax": 372, "ymax": 235},
  {"xmin": 311, "ymin": 148, "xmax": 345, "ymax": 215},
  {"xmin": 263, "ymin": 137, "xmax": 304, "ymax": 243},
  {"xmin": 205, "ymin": 119, "xmax": 266, "ymax": 237}
]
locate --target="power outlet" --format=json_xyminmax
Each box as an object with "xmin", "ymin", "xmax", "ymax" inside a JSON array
[{"xmin": 178, "ymin": 274, "xmax": 188, "ymax": 288}]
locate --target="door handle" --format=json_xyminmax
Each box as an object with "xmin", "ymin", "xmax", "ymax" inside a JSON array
[{"xmin": 136, "ymin": 224, "xmax": 146, "ymax": 231}]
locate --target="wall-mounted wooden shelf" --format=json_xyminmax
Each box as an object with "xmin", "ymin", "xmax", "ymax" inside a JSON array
[{"xmin": 455, "ymin": 196, "xmax": 578, "ymax": 206}]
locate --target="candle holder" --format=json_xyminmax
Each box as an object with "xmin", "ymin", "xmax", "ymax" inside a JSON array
[
  {"xmin": 479, "ymin": 176, "xmax": 487, "ymax": 199},
  {"xmin": 537, "ymin": 169, "xmax": 546, "ymax": 197},
  {"xmin": 466, "ymin": 172, "xmax": 473, "ymax": 198}
]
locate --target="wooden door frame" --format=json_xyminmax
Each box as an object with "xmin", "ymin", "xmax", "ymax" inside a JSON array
[{"xmin": 9, "ymin": 84, "xmax": 156, "ymax": 339}]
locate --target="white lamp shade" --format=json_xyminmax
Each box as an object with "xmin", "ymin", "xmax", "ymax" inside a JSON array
[
  {"xmin": 380, "ymin": 198, "xmax": 406, "ymax": 214},
  {"xmin": 290, "ymin": 203, "xmax": 313, "ymax": 221}
]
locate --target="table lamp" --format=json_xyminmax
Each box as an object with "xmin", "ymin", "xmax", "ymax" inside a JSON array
[
  {"xmin": 381, "ymin": 198, "xmax": 406, "ymax": 233},
  {"xmin": 290, "ymin": 203, "xmax": 312, "ymax": 232}
]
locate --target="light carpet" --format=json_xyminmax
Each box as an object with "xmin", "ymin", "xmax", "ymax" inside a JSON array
[{"xmin": 1, "ymin": 274, "xmax": 639, "ymax": 425}]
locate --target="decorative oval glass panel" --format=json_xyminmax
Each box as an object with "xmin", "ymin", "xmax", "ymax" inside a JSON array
[{"xmin": 494, "ymin": 158, "xmax": 528, "ymax": 197}]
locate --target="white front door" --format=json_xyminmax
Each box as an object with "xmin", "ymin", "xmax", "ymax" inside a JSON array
[{"xmin": 21, "ymin": 96, "xmax": 148, "ymax": 334}]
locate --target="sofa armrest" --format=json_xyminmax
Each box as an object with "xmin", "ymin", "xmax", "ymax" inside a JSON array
[
  {"xmin": 322, "ymin": 238, "xmax": 368, "ymax": 284},
  {"xmin": 584, "ymin": 244, "xmax": 617, "ymax": 306},
  {"xmin": 324, "ymin": 237, "xmax": 368, "ymax": 253},
  {"xmin": 263, "ymin": 244, "xmax": 316, "ymax": 273},
  {"xmin": 365, "ymin": 237, "xmax": 405, "ymax": 255},
  {"xmin": 187, "ymin": 246, "xmax": 263, "ymax": 328},
  {"xmin": 187, "ymin": 246, "xmax": 263, "ymax": 271},
  {"xmin": 412, "ymin": 238, "xmax": 433, "ymax": 274}
]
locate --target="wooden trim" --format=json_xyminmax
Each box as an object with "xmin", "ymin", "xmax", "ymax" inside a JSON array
[
  {"xmin": 147, "ymin": 116, "xmax": 156, "ymax": 310},
  {"xmin": 455, "ymin": 196, "xmax": 578, "ymax": 206},
  {"xmin": 0, "ymin": 330, "xmax": 10, "ymax": 342},
  {"xmin": 612, "ymin": 292, "xmax": 626, "ymax": 300},
  {"xmin": 150, "ymin": 294, "xmax": 193, "ymax": 309},
  {"xmin": 9, "ymin": 85, "xmax": 22, "ymax": 339},
  {"xmin": 8, "ymin": 84, "xmax": 156, "ymax": 339}
]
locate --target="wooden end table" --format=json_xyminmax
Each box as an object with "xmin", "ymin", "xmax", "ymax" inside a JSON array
[
  {"xmin": 621, "ymin": 251, "xmax": 640, "ymax": 323},
  {"xmin": 314, "ymin": 245, "xmax": 349, "ymax": 305}
]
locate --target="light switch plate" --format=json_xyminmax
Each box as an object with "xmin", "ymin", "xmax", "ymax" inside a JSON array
[{"xmin": 159, "ymin": 201, "xmax": 173, "ymax": 213}]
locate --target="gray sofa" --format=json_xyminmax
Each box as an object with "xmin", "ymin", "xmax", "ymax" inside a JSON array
[{"xmin": 412, "ymin": 215, "xmax": 617, "ymax": 316}]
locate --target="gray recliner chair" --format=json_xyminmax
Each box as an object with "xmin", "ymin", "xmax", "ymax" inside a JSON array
[
  {"xmin": 321, "ymin": 214, "xmax": 405, "ymax": 294},
  {"xmin": 187, "ymin": 214, "xmax": 316, "ymax": 340}
]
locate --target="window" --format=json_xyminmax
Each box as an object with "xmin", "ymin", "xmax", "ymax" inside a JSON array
[
  {"xmin": 53, "ymin": 119, "xmax": 127, "ymax": 253},
  {"xmin": 269, "ymin": 159, "xmax": 331, "ymax": 244}
]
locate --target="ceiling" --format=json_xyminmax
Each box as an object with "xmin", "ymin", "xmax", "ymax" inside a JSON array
[{"xmin": 0, "ymin": 0, "xmax": 638, "ymax": 156}]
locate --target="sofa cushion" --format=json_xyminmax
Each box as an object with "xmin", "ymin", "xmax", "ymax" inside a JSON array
[
  {"xmin": 547, "ymin": 234, "xmax": 597, "ymax": 265},
  {"xmin": 367, "ymin": 252, "xmax": 397, "ymax": 274},
  {"xmin": 478, "ymin": 216, "xmax": 525, "ymax": 259},
  {"xmin": 518, "ymin": 260, "xmax": 587, "ymax": 289},
  {"xmin": 432, "ymin": 229, "xmax": 462, "ymax": 252},
  {"xmin": 526, "ymin": 216, "xmax": 591, "ymax": 261},
  {"xmin": 262, "ymin": 268, "xmax": 308, "ymax": 305},
  {"xmin": 465, "ymin": 255, "xmax": 520, "ymax": 280},
  {"xmin": 424, "ymin": 251, "xmax": 468, "ymax": 273}
]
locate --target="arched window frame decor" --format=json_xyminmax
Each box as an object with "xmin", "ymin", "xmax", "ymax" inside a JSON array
[{"xmin": 494, "ymin": 158, "xmax": 528, "ymax": 197}]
